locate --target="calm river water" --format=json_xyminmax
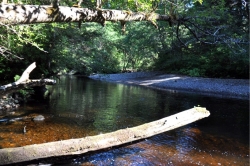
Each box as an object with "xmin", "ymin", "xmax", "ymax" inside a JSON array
[{"xmin": 0, "ymin": 76, "xmax": 249, "ymax": 165}]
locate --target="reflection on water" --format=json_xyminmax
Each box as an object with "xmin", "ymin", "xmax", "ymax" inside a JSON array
[{"xmin": 0, "ymin": 76, "xmax": 249, "ymax": 165}]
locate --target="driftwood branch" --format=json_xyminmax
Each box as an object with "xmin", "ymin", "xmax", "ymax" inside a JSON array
[
  {"xmin": 0, "ymin": 62, "xmax": 56, "ymax": 96},
  {"xmin": 15, "ymin": 62, "xmax": 36, "ymax": 83},
  {"xmin": 0, "ymin": 107, "xmax": 210, "ymax": 165}
]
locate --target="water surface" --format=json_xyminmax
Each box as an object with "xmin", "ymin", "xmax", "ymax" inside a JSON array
[{"xmin": 0, "ymin": 76, "xmax": 248, "ymax": 165}]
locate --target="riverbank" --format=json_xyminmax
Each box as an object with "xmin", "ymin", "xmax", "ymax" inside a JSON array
[
  {"xmin": 0, "ymin": 96, "xmax": 20, "ymax": 111},
  {"xmin": 89, "ymin": 72, "xmax": 249, "ymax": 100}
]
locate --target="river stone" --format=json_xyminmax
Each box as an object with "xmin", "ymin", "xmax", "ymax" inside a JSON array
[
  {"xmin": 33, "ymin": 115, "xmax": 45, "ymax": 121},
  {"xmin": 5, "ymin": 104, "xmax": 11, "ymax": 109}
]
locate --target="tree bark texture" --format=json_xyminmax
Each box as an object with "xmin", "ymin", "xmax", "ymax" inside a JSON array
[
  {"xmin": 0, "ymin": 4, "xmax": 171, "ymax": 25},
  {"xmin": 0, "ymin": 107, "xmax": 210, "ymax": 165},
  {"xmin": 0, "ymin": 62, "xmax": 56, "ymax": 96}
]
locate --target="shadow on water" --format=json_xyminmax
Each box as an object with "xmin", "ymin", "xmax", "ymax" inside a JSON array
[{"xmin": 0, "ymin": 76, "xmax": 249, "ymax": 165}]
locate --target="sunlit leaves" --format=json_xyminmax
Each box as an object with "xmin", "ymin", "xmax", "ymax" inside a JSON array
[
  {"xmin": 193, "ymin": 0, "xmax": 203, "ymax": 4},
  {"xmin": 102, "ymin": 0, "xmax": 160, "ymax": 11}
]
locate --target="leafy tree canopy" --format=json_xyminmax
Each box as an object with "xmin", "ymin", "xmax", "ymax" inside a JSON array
[{"xmin": 0, "ymin": 0, "xmax": 248, "ymax": 81}]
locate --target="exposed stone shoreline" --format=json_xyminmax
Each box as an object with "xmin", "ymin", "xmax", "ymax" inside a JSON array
[
  {"xmin": 89, "ymin": 72, "xmax": 249, "ymax": 100},
  {"xmin": 0, "ymin": 96, "xmax": 20, "ymax": 111}
]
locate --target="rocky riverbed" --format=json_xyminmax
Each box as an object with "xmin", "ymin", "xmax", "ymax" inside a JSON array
[
  {"xmin": 0, "ymin": 96, "xmax": 20, "ymax": 111},
  {"xmin": 89, "ymin": 72, "xmax": 249, "ymax": 100}
]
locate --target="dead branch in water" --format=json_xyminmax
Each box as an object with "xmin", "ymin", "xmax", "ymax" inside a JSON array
[{"xmin": 0, "ymin": 62, "xmax": 56, "ymax": 97}]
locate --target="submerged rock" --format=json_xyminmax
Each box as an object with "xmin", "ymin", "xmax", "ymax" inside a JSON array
[{"xmin": 33, "ymin": 115, "xmax": 45, "ymax": 121}]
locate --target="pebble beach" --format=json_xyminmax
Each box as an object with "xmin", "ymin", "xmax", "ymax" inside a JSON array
[{"xmin": 89, "ymin": 71, "xmax": 249, "ymax": 100}]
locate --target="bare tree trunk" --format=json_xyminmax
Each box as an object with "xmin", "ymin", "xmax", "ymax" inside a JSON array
[
  {"xmin": 0, "ymin": 4, "xmax": 171, "ymax": 25},
  {"xmin": 0, "ymin": 62, "xmax": 56, "ymax": 97},
  {"xmin": 0, "ymin": 107, "xmax": 210, "ymax": 165}
]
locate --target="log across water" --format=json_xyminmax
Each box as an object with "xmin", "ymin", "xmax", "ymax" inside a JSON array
[{"xmin": 0, "ymin": 107, "xmax": 210, "ymax": 165}]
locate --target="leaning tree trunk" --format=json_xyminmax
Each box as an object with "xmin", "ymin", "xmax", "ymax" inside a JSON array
[
  {"xmin": 0, "ymin": 62, "xmax": 56, "ymax": 97},
  {"xmin": 0, "ymin": 107, "xmax": 210, "ymax": 165}
]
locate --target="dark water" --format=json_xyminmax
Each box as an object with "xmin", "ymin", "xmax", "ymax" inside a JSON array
[{"xmin": 0, "ymin": 76, "xmax": 249, "ymax": 165}]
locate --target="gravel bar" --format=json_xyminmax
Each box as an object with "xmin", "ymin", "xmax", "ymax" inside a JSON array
[{"xmin": 89, "ymin": 72, "xmax": 249, "ymax": 100}]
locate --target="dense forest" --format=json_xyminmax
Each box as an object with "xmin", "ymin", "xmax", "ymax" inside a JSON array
[{"xmin": 0, "ymin": 0, "xmax": 249, "ymax": 83}]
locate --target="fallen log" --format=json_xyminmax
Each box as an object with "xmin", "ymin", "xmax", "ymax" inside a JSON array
[
  {"xmin": 0, "ymin": 62, "xmax": 56, "ymax": 97},
  {"xmin": 0, "ymin": 107, "xmax": 210, "ymax": 165}
]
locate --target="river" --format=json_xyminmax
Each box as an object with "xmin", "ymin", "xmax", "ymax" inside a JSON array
[{"xmin": 0, "ymin": 76, "xmax": 249, "ymax": 165}]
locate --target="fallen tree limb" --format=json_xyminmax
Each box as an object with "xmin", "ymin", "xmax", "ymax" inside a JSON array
[
  {"xmin": 0, "ymin": 107, "xmax": 210, "ymax": 165},
  {"xmin": 0, "ymin": 4, "xmax": 171, "ymax": 25},
  {"xmin": 0, "ymin": 62, "xmax": 56, "ymax": 96}
]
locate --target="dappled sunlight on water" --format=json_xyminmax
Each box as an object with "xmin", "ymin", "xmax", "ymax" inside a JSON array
[{"xmin": 0, "ymin": 76, "xmax": 248, "ymax": 165}]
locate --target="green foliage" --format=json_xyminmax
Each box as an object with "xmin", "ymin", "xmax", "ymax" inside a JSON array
[
  {"xmin": 103, "ymin": 0, "xmax": 159, "ymax": 11},
  {"xmin": 194, "ymin": 0, "xmax": 203, "ymax": 4},
  {"xmin": 180, "ymin": 68, "xmax": 205, "ymax": 77},
  {"xmin": 13, "ymin": 75, "xmax": 30, "ymax": 99},
  {"xmin": 0, "ymin": 0, "xmax": 248, "ymax": 82},
  {"xmin": 14, "ymin": 75, "xmax": 20, "ymax": 82},
  {"xmin": 154, "ymin": 0, "xmax": 249, "ymax": 78},
  {"xmin": 155, "ymin": 42, "xmax": 249, "ymax": 78}
]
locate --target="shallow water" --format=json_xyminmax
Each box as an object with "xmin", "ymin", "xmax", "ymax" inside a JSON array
[{"xmin": 0, "ymin": 76, "xmax": 249, "ymax": 165}]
